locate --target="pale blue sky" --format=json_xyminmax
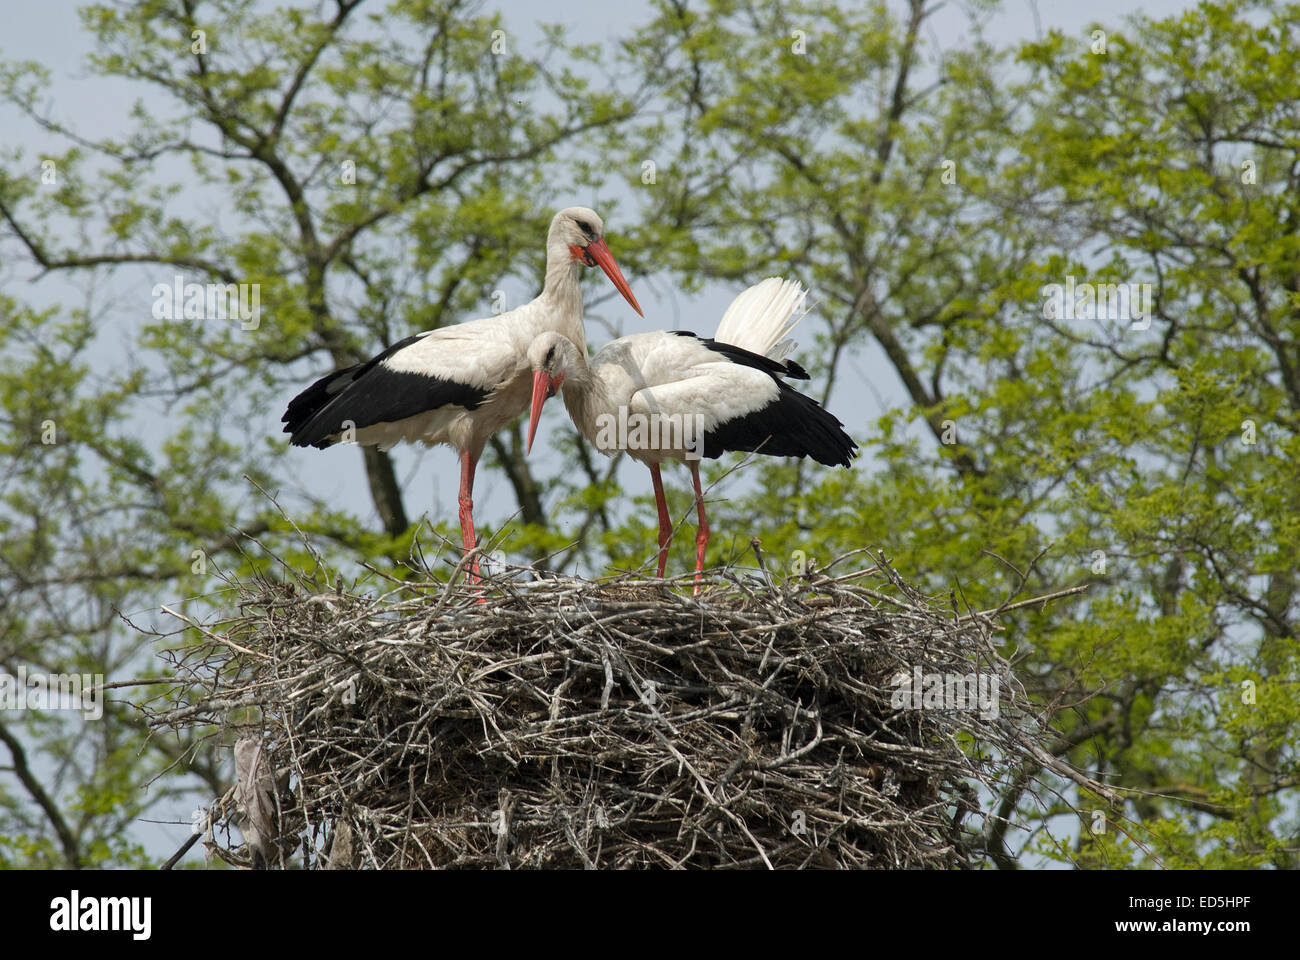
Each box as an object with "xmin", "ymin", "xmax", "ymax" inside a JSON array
[
  {"xmin": 0, "ymin": 0, "xmax": 1202, "ymax": 868},
  {"xmin": 0, "ymin": 0, "xmax": 1199, "ymax": 542}
]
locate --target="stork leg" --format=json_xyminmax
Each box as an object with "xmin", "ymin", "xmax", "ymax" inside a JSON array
[
  {"xmin": 688, "ymin": 460, "xmax": 710, "ymax": 595},
  {"xmin": 458, "ymin": 449, "xmax": 481, "ymax": 585},
  {"xmin": 649, "ymin": 464, "xmax": 673, "ymax": 578}
]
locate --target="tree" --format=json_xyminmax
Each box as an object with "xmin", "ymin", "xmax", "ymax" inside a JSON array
[
  {"xmin": 0, "ymin": 0, "xmax": 639, "ymax": 867},
  {"xmin": 4, "ymin": 0, "xmax": 1296, "ymax": 869},
  {"xmin": 597, "ymin": 0, "xmax": 1298, "ymax": 866}
]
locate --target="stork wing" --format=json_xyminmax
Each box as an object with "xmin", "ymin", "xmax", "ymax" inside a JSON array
[
  {"xmin": 712, "ymin": 277, "xmax": 809, "ymax": 362},
  {"xmin": 283, "ymin": 324, "xmax": 521, "ymax": 449}
]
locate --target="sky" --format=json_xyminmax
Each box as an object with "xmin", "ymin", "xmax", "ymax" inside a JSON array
[
  {"xmin": 0, "ymin": 0, "xmax": 1203, "ymax": 868},
  {"xmin": 0, "ymin": 0, "xmax": 1202, "ymax": 549}
]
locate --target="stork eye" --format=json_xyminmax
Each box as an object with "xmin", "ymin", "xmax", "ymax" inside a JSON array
[
  {"xmin": 544, "ymin": 345, "xmax": 556, "ymax": 366},
  {"xmin": 575, "ymin": 219, "xmax": 594, "ymax": 237}
]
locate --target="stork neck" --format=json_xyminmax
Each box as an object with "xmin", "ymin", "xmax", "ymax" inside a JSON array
[
  {"xmin": 559, "ymin": 350, "xmax": 606, "ymax": 444},
  {"xmin": 541, "ymin": 244, "xmax": 585, "ymax": 343}
]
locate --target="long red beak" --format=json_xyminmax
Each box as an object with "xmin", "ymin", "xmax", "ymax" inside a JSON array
[
  {"xmin": 585, "ymin": 237, "xmax": 643, "ymax": 317},
  {"xmin": 527, "ymin": 370, "xmax": 553, "ymax": 455}
]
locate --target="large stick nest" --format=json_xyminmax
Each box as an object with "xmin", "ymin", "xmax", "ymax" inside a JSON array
[{"xmin": 145, "ymin": 547, "xmax": 1104, "ymax": 869}]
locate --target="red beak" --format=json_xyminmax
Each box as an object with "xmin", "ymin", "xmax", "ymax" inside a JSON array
[
  {"xmin": 584, "ymin": 236, "xmax": 643, "ymax": 317},
  {"xmin": 527, "ymin": 370, "xmax": 554, "ymax": 455}
]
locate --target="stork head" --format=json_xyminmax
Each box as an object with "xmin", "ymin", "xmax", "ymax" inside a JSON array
[
  {"xmin": 526, "ymin": 332, "xmax": 583, "ymax": 455},
  {"xmin": 548, "ymin": 206, "xmax": 643, "ymax": 317}
]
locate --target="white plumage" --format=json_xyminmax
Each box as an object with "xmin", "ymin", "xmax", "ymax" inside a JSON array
[
  {"xmin": 283, "ymin": 206, "xmax": 642, "ymax": 581},
  {"xmin": 526, "ymin": 277, "xmax": 856, "ymax": 589},
  {"xmin": 713, "ymin": 275, "xmax": 811, "ymax": 361}
]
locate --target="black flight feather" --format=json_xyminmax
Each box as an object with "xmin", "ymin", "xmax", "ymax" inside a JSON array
[
  {"xmin": 672, "ymin": 330, "xmax": 810, "ymax": 379},
  {"xmin": 702, "ymin": 381, "xmax": 857, "ymax": 467},
  {"xmin": 283, "ymin": 333, "xmax": 491, "ymax": 449}
]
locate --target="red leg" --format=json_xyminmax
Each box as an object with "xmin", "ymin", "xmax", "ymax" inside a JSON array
[
  {"xmin": 649, "ymin": 464, "xmax": 672, "ymax": 578},
  {"xmin": 688, "ymin": 461, "xmax": 709, "ymax": 594},
  {"xmin": 458, "ymin": 449, "xmax": 481, "ymax": 585}
]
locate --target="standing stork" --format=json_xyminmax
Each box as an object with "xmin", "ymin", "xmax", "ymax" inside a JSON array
[
  {"xmin": 282, "ymin": 206, "xmax": 642, "ymax": 581},
  {"xmin": 524, "ymin": 277, "xmax": 856, "ymax": 589}
]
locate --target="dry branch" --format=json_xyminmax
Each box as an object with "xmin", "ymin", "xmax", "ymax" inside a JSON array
[{"xmin": 141, "ymin": 547, "xmax": 1104, "ymax": 869}]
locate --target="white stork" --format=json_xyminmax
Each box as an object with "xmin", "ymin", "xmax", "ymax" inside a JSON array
[
  {"xmin": 524, "ymin": 277, "xmax": 856, "ymax": 588},
  {"xmin": 282, "ymin": 206, "xmax": 642, "ymax": 581}
]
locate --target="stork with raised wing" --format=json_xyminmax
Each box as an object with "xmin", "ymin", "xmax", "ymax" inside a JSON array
[
  {"xmin": 282, "ymin": 207, "xmax": 642, "ymax": 581},
  {"xmin": 524, "ymin": 277, "xmax": 856, "ymax": 589}
]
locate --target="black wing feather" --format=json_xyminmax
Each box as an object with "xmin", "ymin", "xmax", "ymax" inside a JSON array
[
  {"xmin": 671, "ymin": 330, "xmax": 810, "ymax": 379},
  {"xmin": 282, "ymin": 333, "xmax": 490, "ymax": 449},
  {"xmin": 702, "ymin": 381, "xmax": 857, "ymax": 467}
]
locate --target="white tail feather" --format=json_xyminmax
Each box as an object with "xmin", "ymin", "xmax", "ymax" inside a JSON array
[{"xmin": 712, "ymin": 277, "xmax": 809, "ymax": 361}]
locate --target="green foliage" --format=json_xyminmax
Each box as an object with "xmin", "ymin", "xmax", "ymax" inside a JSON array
[
  {"xmin": 0, "ymin": 0, "xmax": 636, "ymax": 868},
  {"xmin": 1, "ymin": 0, "xmax": 1296, "ymax": 869},
  {"xmin": 596, "ymin": 0, "xmax": 1299, "ymax": 867}
]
